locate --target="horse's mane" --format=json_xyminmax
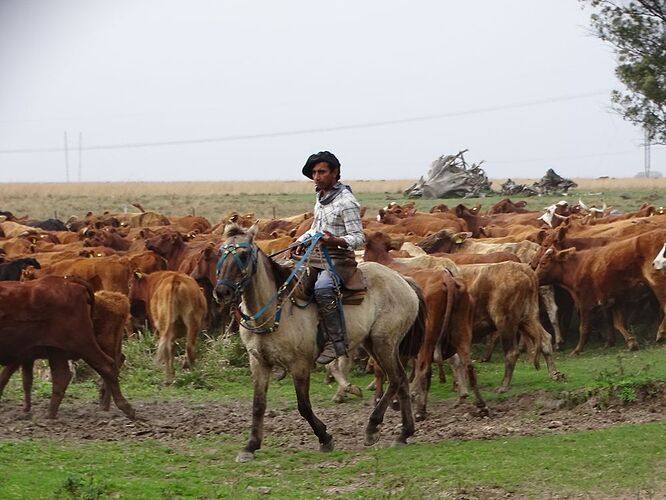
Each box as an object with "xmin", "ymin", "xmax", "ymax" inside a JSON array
[{"xmin": 223, "ymin": 223, "xmax": 245, "ymax": 238}]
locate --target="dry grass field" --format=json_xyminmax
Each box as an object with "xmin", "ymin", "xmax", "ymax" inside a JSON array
[{"xmin": 2, "ymin": 177, "xmax": 665, "ymax": 221}]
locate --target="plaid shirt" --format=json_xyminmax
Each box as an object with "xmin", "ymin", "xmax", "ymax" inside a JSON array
[{"xmin": 297, "ymin": 184, "xmax": 365, "ymax": 250}]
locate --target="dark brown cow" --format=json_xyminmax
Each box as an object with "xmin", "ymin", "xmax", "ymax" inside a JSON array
[
  {"xmin": 364, "ymin": 231, "xmax": 486, "ymax": 419},
  {"xmin": 0, "ymin": 291, "xmax": 130, "ymax": 416},
  {"xmin": 534, "ymin": 229, "xmax": 666, "ymax": 354},
  {"xmin": 488, "ymin": 198, "xmax": 529, "ymax": 214},
  {"xmin": 0, "ymin": 276, "xmax": 134, "ymax": 418},
  {"xmin": 130, "ymin": 271, "xmax": 207, "ymax": 385}
]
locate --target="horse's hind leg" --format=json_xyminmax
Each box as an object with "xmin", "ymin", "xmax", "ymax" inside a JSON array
[
  {"xmin": 292, "ymin": 366, "xmax": 334, "ymax": 452},
  {"xmin": 365, "ymin": 346, "xmax": 414, "ymax": 447},
  {"xmin": 237, "ymin": 357, "xmax": 271, "ymax": 463}
]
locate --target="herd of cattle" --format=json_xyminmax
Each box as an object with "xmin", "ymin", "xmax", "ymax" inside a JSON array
[{"xmin": 1, "ymin": 197, "xmax": 666, "ymax": 422}]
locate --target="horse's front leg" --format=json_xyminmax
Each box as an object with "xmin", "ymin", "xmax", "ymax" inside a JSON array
[
  {"xmin": 237, "ymin": 356, "xmax": 271, "ymax": 463},
  {"xmin": 293, "ymin": 365, "xmax": 334, "ymax": 452}
]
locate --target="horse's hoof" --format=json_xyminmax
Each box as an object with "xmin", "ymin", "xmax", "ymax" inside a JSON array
[
  {"xmin": 236, "ymin": 451, "xmax": 254, "ymax": 463},
  {"xmin": 628, "ymin": 342, "xmax": 639, "ymax": 352},
  {"xmin": 477, "ymin": 406, "xmax": 490, "ymax": 418},
  {"xmin": 552, "ymin": 371, "xmax": 566, "ymax": 382},
  {"xmin": 390, "ymin": 400, "xmax": 400, "ymax": 411},
  {"xmin": 320, "ymin": 437, "xmax": 335, "ymax": 452},
  {"xmin": 332, "ymin": 394, "xmax": 345, "ymax": 404},
  {"xmin": 414, "ymin": 410, "xmax": 427, "ymax": 422},
  {"xmin": 346, "ymin": 384, "xmax": 362, "ymax": 398},
  {"xmin": 364, "ymin": 430, "xmax": 381, "ymax": 446},
  {"xmin": 496, "ymin": 386, "xmax": 508, "ymax": 394}
]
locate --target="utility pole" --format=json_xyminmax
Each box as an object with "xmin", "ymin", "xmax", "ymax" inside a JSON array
[
  {"xmin": 64, "ymin": 131, "xmax": 70, "ymax": 182},
  {"xmin": 78, "ymin": 132, "xmax": 82, "ymax": 182},
  {"xmin": 644, "ymin": 127, "xmax": 652, "ymax": 178}
]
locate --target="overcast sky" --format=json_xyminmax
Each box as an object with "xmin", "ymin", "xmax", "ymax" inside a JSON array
[{"xmin": 0, "ymin": 0, "xmax": 663, "ymax": 182}]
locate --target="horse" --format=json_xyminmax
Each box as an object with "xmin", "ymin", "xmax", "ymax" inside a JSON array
[{"xmin": 215, "ymin": 224, "xmax": 427, "ymax": 462}]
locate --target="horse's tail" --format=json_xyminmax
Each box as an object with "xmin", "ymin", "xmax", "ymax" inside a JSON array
[{"xmin": 399, "ymin": 277, "xmax": 427, "ymax": 358}]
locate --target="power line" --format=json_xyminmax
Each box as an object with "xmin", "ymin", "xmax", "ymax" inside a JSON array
[{"xmin": 0, "ymin": 90, "xmax": 609, "ymax": 155}]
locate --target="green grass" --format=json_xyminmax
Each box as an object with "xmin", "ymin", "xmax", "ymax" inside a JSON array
[
  {"xmin": 1, "ymin": 422, "xmax": 665, "ymax": 498},
  {"xmin": 6, "ymin": 335, "xmax": 666, "ymax": 409}
]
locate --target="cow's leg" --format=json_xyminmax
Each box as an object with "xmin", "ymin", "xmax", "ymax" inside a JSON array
[
  {"xmin": 79, "ymin": 347, "xmax": 135, "ymax": 419},
  {"xmin": 46, "ymin": 353, "xmax": 72, "ymax": 419},
  {"xmin": 21, "ymin": 361, "xmax": 35, "ymax": 413},
  {"xmin": 433, "ymin": 344, "xmax": 446, "ymax": 383},
  {"xmin": 539, "ymin": 285, "xmax": 563, "ymax": 349},
  {"xmin": 497, "ymin": 326, "xmax": 519, "ymax": 393},
  {"xmin": 326, "ymin": 356, "xmax": 362, "ymax": 404},
  {"xmin": 156, "ymin": 332, "xmax": 175, "ymax": 385},
  {"xmin": 610, "ymin": 308, "xmax": 639, "ymax": 351},
  {"xmin": 372, "ymin": 362, "xmax": 385, "ymax": 404},
  {"xmin": 522, "ymin": 322, "xmax": 564, "ymax": 382},
  {"xmin": 237, "ymin": 356, "xmax": 271, "ymax": 463},
  {"xmin": 0, "ymin": 362, "xmax": 21, "ymax": 403},
  {"xmin": 480, "ymin": 331, "xmax": 500, "ymax": 362},
  {"xmin": 571, "ymin": 308, "xmax": 591, "ymax": 355},
  {"xmin": 410, "ymin": 340, "xmax": 433, "ymax": 421},
  {"xmin": 292, "ymin": 365, "xmax": 334, "ymax": 451},
  {"xmin": 182, "ymin": 316, "xmax": 199, "ymax": 370}
]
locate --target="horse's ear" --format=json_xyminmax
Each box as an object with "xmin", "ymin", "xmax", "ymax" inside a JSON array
[{"xmin": 247, "ymin": 223, "xmax": 259, "ymax": 242}]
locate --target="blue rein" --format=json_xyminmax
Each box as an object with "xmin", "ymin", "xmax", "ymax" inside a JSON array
[{"xmin": 215, "ymin": 232, "xmax": 324, "ymax": 334}]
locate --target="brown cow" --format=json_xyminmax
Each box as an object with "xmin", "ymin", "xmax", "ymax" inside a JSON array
[
  {"xmin": 459, "ymin": 262, "xmax": 563, "ymax": 391},
  {"xmin": 0, "ymin": 291, "xmax": 130, "ymax": 416},
  {"xmin": 130, "ymin": 271, "xmax": 207, "ymax": 385},
  {"xmin": 534, "ymin": 229, "xmax": 666, "ymax": 354},
  {"xmin": 35, "ymin": 255, "xmax": 132, "ymax": 295},
  {"xmin": 0, "ymin": 275, "xmax": 134, "ymax": 418},
  {"xmin": 417, "ymin": 229, "xmax": 564, "ymax": 348}
]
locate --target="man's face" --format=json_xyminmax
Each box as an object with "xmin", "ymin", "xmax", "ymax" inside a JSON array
[{"xmin": 312, "ymin": 162, "xmax": 337, "ymax": 191}]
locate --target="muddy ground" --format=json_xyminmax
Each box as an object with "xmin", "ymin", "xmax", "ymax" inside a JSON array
[{"xmin": 1, "ymin": 387, "xmax": 665, "ymax": 450}]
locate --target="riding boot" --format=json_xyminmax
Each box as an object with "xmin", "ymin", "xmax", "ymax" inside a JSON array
[{"xmin": 314, "ymin": 288, "xmax": 348, "ymax": 365}]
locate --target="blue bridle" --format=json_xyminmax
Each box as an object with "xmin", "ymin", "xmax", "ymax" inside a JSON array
[
  {"xmin": 214, "ymin": 233, "xmax": 324, "ymax": 334},
  {"xmin": 215, "ymin": 241, "xmax": 258, "ymax": 300}
]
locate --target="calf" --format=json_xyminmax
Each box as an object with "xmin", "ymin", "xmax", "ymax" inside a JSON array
[
  {"xmin": 130, "ymin": 271, "xmax": 207, "ymax": 385},
  {"xmin": 0, "ymin": 275, "xmax": 134, "ymax": 418},
  {"xmin": 459, "ymin": 262, "xmax": 563, "ymax": 392}
]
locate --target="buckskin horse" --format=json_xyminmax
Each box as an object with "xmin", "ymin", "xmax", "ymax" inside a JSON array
[{"xmin": 215, "ymin": 224, "xmax": 426, "ymax": 462}]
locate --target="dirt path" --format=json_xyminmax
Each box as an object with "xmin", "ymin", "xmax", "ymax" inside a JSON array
[{"xmin": 2, "ymin": 388, "xmax": 665, "ymax": 450}]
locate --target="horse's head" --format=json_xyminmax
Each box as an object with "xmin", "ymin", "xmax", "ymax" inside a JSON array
[{"xmin": 214, "ymin": 222, "xmax": 259, "ymax": 304}]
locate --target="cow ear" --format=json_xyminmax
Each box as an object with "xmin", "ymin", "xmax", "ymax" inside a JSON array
[
  {"xmin": 247, "ymin": 223, "xmax": 259, "ymax": 242},
  {"xmin": 535, "ymin": 229, "xmax": 547, "ymax": 244},
  {"xmin": 453, "ymin": 232, "xmax": 472, "ymax": 244},
  {"xmin": 557, "ymin": 248, "xmax": 576, "ymax": 260}
]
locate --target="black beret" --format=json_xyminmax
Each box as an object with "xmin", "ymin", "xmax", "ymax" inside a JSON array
[{"xmin": 302, "ymin": 151, "xmax": 341, "ymax": 179}]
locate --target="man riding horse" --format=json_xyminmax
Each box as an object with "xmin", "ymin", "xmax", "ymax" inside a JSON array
[{"xmin": 289, "ymin": 151, "xmax": 365, "ymax": 365}]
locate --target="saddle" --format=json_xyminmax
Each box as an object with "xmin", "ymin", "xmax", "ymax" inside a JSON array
[{"xmin": 292, "ymin": 266, "xmax": 367, "ymax": 306}]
